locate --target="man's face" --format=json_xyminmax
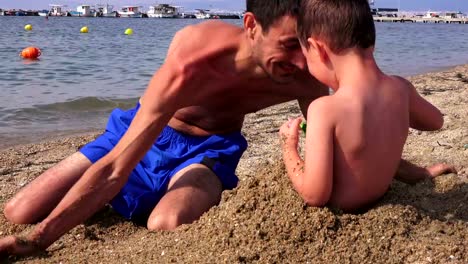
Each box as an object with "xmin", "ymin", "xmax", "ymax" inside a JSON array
[{"xmin": 251, "ymin": 15, "xmax": 307, "ymax": 84}]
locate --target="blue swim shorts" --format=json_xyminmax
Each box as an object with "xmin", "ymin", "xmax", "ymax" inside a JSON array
[{"xmin": 79, "ymin": 103, "xmax": 247, "ymax": 221}]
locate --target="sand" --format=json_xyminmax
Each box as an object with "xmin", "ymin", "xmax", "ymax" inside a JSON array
[{"xmin": 0, "ymin": 65, "xmax": 467, "ymax": 263}]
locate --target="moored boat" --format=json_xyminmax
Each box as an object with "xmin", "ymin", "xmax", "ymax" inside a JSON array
[
  {"xmin": 118, "ymin": 6, "xmax": 143, "ymax": 18},
  {"xmin": 69, "ymin": 5, "xmax": 95, "ymax": 17},
  {"xmin": 49, "ymin": 4, "xmax": 69, "ymax": 16},
  {"xmin": 95, "ymin": 4, "xmax": 118, "ymax": 17},
  {"xmin": 147, "ymin": 4, "xmax": 180, "ymax": 18},
  {"xmin": 38, "ymin": 9, "xmax": 49, "ymax": 16}
]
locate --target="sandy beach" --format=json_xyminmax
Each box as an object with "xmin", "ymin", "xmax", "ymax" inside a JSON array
[{"xmin": 0, "ymin": 65, "xmax": 467, "ymax": 263}]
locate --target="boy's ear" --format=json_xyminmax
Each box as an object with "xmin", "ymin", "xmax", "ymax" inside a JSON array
[
  {"xmin": 307, "ymin": 37, "xmax": 329, "ymax": 64},
  {"xmin": 243, "ymin": 12, "xmax": 257, "ymax": 40}
]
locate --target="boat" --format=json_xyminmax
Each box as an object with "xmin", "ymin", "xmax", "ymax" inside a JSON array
[
  {"xmin": 0, "ymin": 9, "xmax": 4, "ymax": 16},
  {"xmin": 194, "ymin": 9, "xmax": 241, "ymax": 19},
  {"xmin": 147, "ymin": 4, "xmax": 180, "ymax": 18},
  {"xmin": 215, "ymin": 12, "xmax": 241, "ymax": 19},
  {"xmin": 49, "ymin": 4, "xmax": 69, "ymax": 16},
  {"xmin": 95, "ymin": 4, "xmax": 118, "ymax": 17},
  {"xmin": 195, "ymin": 9, "xmax": 211, "ymax": 19},
  {"xmin": 69, "ymin": 5, "xmax": 95, "ymax": 17},
  {"xmin": 118, "ymin": 6, "xmax": 143, "ymax": 18},
  {"xmin": 38, "ymin": 9, "xmax": 49, "ymax": 16},
  {"xmin": 422, "ymin": 11, "xmax": 440, "ymax": 19},
  {"xmin": 1, "ymin": 9, "xmax": 17, "ymax": 16},
  {"xmin": 15, "ymin": 10, "xmax": 27, "ymax": 16}
]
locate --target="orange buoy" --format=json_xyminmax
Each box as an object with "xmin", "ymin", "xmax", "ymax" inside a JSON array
[{"xmin": 20, "ymin": 46, "xmax": 42, "ymax": 59}]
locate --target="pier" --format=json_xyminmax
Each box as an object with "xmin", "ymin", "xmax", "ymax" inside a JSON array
[{"xmin": 374, "ymin": 16, "xmax": 468, "ymax": 24}]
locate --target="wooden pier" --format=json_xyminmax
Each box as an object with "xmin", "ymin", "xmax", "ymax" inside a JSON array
[{"xmin": 374, "ymin": 16, "xmax": 468, "ymax": 24}]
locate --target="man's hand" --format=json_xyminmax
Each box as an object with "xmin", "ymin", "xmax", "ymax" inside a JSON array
[
  {"xmin": 279, "ymin": 117, "xmax": 303, "ymax": 149},
  {"xmin": 0, "ymin": 235, "xmax": 42, "ymax": 259}
]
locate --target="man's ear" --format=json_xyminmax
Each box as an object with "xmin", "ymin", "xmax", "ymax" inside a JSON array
[
  {"xmin": 243, "ymin": 12, "xmax": 257, "ymax": 39},
  {"xmin": 307, "ymin": 37, "xmax": 329, "ymax": 63}
]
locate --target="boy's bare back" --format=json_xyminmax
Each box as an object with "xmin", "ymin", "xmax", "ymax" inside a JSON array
[{"xmin": 310, "ymin": 75, "xmax": 412, "ymax": 209}]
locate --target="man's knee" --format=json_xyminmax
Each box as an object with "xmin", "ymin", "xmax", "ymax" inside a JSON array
[
  {"xmin": 3, "ymin": 198, "xmax": 31, "ymax": 224},
  {"xmin": 147, "ymin": 211, "xmax": 186, "ymax": 231}
]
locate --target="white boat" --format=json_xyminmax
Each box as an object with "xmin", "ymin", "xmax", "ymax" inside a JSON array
[
  {"xmin": 195, "ymin": 9, "xmax": 211, "ymax": 19},
  {"xmin": 147, "ymin": 4, "xmax": 180, "ymax": 18},
  {"xmin": 95, "ymin": 4, "xmax": 117, "ymax": 17},
  {"xmin": 118, "ymin": 6, "xmax": 143, "ymax": 18},
  {"xmin": 38, "ymin": 9, "xmax": 49, "ymax": 16},
  {"xmin": 69, "ymin": 5, "xmax": 95, "ymax": 17},
  {"xmin": 48, "ymin": 4, "xmax": 68, "ymax": 16},
  {"xmin": 422, "ymin": 11, "xmax": 440, "ymax": 19}
]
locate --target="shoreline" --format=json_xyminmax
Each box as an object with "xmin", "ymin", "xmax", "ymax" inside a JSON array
[
  {"xmin": 1, "ymin": 63, "xmax": 467, "ymax": 151},
  {"xmin": 0, "ymin": 64, "xmax": 467, "ymax": 262}
]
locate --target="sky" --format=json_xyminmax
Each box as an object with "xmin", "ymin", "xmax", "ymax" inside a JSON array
[{"xmin": 1, "ymin": 0, "xmax": 468, "ymax": 12}]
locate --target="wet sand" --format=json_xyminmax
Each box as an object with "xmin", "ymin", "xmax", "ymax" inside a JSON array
[{"xmin": 0, "ymin": 65, "xmax": 467, "ymax": 263}]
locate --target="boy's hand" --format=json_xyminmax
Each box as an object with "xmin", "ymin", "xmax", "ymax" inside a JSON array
[{"xmin": 279, "ymin": 117, "xmax": 303, "ymax": 148}]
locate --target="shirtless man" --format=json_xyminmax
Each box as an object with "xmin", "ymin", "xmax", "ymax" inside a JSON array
[{"xmin": 0, "ymin": 0, "xmax": 453, "ymax": 258}]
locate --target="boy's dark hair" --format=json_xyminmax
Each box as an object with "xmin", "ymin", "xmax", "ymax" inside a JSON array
[
  {"xmin": 297, "ymin": 0, "xmax": 375, "ymax": 53},
  {"xmin": 246, "ymin": 0, "xmax": 300, "ymax": 33}
]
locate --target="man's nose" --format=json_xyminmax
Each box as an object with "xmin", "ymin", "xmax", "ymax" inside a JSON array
[{"xmin": 291, "ymin": 51, "xmax": 307, "ymax": 71}]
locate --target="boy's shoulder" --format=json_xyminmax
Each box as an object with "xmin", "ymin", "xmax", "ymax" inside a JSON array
[
  {"xmin": 388, "ymin": 75, "xmax": 415, "ymax": 91},
  {"xmin": 306, "ymin": 94, "xmax": 340, "ymax": 123}
]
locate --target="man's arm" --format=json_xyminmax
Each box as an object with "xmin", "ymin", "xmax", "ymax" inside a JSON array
[{"xmin": 280, "ymin": 99, "xmax": 334, "ymax": 206}]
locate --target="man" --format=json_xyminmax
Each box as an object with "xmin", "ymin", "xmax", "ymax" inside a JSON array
[{"xmin": 0, "ymin": 0, "xmax": 453, "ymax": 258}]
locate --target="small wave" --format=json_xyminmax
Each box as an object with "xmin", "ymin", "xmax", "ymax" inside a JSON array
[
  {"xmin": 0, "ymin": 97, "xmax": 138, "ymax": 126},
  {"xmin": 35, "ymin": 97, "xmax": 138, "ymax": 112}
]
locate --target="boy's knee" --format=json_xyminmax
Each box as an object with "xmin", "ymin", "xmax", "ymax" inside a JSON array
[{"xmin": 147, "ymin": 212, "xmax": 184, "ymax": 231}]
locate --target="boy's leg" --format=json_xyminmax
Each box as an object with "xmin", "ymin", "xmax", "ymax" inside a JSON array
[
  {"xmin": 395, "ymin": 159, "xmax": 457, "ymax": 184},
  {"xmin": 3, "ymin": 152, "xmax": 92, "ymax": 224},
  {"xmin": 146, "ymin": 163, "xmax": 222, "ymax": 231}
]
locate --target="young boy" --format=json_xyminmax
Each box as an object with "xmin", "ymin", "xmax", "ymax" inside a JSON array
[{"xmin": 279, "ymin": 0, "xmax": 446, "ymax": 211}]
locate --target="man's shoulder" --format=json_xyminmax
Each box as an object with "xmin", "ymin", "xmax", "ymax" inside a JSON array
[{"xmin": 178, "ymin": 20, "xmax": 242, "ymax": 38}]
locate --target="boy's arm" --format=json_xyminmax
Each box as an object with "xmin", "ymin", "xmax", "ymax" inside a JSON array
[
  {"xmin": 280, "ymin": 99, "xmax": 334, "ymax": 206},
  {"xmin": 396, "ymin": 76, "xmax": 443, "ymax": 131}
]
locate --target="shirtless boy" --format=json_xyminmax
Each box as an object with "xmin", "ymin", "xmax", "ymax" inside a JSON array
[
  {"xmin": 279, "ymin": 0, "xmax": 452, "ymax": 210},
  {"xmin": 0, "ymin": 0, "xmax": 453, "ymax": 258}
]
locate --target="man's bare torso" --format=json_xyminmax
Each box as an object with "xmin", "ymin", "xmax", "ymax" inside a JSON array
[{"xmin": 142, "ymin": 21, "xmax": 325, "ymax": 136}]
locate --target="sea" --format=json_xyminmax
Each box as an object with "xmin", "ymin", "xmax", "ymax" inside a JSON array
[{"xmin": 0, "ymin": 16, "xmax": 468, "ymax": 148}]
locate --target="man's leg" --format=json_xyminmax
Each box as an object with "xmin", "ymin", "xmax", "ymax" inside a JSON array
[
  {"xmin": 3, "ymin": 152, "xmax": 92, "ymax": 224},
  {"xmin": 395, "ymin": 159, "xmax": 457, "ymax": 184},
  {"xmin": 146, "ymin": 164, "xmax": 222, "ymax": 231}
]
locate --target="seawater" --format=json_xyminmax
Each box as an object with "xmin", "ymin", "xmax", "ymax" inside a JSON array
[{"xmin": 0, "ymin": 16, "xmax": 468, "ymax": 148}]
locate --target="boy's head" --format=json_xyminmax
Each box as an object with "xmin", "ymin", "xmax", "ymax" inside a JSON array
[
  {"xmin": 297, "ymin": 0, "xmax": 375, "ymax": 52},
  {"xmin": 244, "ymin": 0, "xmax": 307, "ymax": 84},
  {"xmin": 296, "ymin": 0, "xmax": 376, "ymax": 86}
]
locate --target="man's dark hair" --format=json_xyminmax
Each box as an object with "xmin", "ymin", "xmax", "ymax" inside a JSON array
[
  {"xmin": 297, "ymin": 0, "xmax": 376, "ymax": 53},
  {"xmin": 246, "ymin": 0, "xmax": 300, "ymax": 33}
]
